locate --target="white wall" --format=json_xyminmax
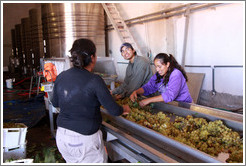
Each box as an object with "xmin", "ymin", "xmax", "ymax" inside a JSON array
[
  {"xmin": 107, "ymin": 2, "xmax": 244, "ymax": 96},
  {"xmin": 176, "ymin": 3, "xmax": 244, "ymax": 96}
]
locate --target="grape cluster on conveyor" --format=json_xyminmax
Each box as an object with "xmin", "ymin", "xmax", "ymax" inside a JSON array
[{"xmin": 116, "ymin": 98, "xmax": 243, "ymax": 163}]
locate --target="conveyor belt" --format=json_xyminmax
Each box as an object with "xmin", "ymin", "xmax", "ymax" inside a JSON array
[
  {"xmin": 102, "ymin": 121, "xmax": 178, "ymax": 163},
  {"xmin": 101, "ymin": 101, "xmax": 243, "ymax": 163}
]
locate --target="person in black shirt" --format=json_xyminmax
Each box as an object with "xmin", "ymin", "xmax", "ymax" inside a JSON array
[{"xmin": 51, "ymin": 38, "xmax": 130, "ymax": 163}]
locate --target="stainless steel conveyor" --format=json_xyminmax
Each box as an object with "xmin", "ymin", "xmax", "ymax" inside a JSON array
[{"xmin": 101, "ymin": 101, "xmax": 243, "ymax": 163}]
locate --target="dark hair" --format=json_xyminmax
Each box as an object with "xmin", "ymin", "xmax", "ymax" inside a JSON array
[
  {"xmin": 70, "ymin": 38, "xmax": 96, "ymax": 69},
  {"xmin": 154, "ymin": 53, "xmax": 188, "ymax": 86},
  {"xmin": 120, "ymin": 42, "xmax": 136, "ymax": 55}
]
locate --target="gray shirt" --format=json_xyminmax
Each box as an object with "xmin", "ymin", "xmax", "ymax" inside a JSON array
[{"xmin": 112, "ymin": 55, "xmax": 153, "ymax": 97}]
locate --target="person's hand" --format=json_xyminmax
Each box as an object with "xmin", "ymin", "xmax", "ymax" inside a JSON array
[
  {"xmin": 130, "ymin": 91, "xmax": 138, "ymax": 102},
  {"xmin": 122, "ymin": 104, "xmax": 131, "ymax": 115},
  {"xmin": 115, "ymin": 94, "xmax": 123, "ymax": 100},
  {"xmin": 139, "ymin": 99, "xmax": 150, "ymax": 107}
]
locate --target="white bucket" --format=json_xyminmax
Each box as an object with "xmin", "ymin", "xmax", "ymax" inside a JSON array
[{"xmin": 6, "ymin": 79, "xmax": 13, "ymax": 89}]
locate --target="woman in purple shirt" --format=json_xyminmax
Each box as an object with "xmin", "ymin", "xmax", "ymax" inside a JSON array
[{"xmin": 130, "ymin": 53, "xmax": 192, "ymax": 107}]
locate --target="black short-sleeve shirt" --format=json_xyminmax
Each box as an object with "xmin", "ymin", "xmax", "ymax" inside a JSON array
[{"xmin": 51, "ymin": 67, "xmax": 123, "ymax": 135}]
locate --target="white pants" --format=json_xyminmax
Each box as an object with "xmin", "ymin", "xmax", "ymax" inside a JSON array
[{"xmin": 56, "ymin": 127, "xmax": 108, "ymax": 163}]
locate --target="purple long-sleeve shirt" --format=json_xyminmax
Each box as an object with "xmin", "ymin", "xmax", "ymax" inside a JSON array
[{"xmin": 142, "ymin": 68, "xmax": 192, "ymax": 103}]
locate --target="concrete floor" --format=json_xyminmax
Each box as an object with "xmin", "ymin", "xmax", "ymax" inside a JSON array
[{"xmin": 3, "ymin": 74, "xmax": 62, "ymax": 162}]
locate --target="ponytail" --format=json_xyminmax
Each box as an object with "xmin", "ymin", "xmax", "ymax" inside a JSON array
[
  {"xmin": 70, "ymin": 38, "xmax": 96, "ymax": 69},
  {"xmin": 169, "ymin": 54, "xmax": 188, "ymax": 82}
]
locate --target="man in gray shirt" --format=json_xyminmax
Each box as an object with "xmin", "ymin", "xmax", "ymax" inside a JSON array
[{"xmin": 112, "ymin": 42, "xmax": 153, "ymax": 99}]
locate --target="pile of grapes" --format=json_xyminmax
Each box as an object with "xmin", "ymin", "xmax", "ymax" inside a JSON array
[{"xmin": 116, "ymin": 98, "xmax": 243, "ymax": 163}]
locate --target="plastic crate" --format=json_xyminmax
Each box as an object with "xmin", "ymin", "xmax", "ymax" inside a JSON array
[
  {"xmin": 5, "ymin": 158, "xmax": 33, "ymax": 163},
  {"xmin": 3, "ymin": 123, "xmax": 27, "ymax": 148},
  {"xmin": 3, "ymin": 143, "xmax": 26, "ymax": 162}
]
